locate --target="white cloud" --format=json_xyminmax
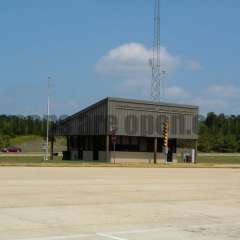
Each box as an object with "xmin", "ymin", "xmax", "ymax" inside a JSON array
[
  {"xmin": 95, "ymin": 43, "xmax": 240, "ymax": 114},
  {"xmin": 96, "ymin": 43, "xmax": 180, "ymax": 73},
  {"xmin": 164, "ymin": 84, "xmax": 240, "ymax": 113},
  {"xmin": 102, "ymin": 43, "xmax": 150, "ymax": 62},
  {"xmin": 96, "ymin": 43, "xmax": 200, "ymax": 88},
  {"xmin": 190, "ymin": 84, "xmax": 240, "ymax": 113},
  {"xmin": 166, "ymin": 86, "xmax": 189, "ymax": 98},
  {"xmin": 185, "ymin": 60, "xmax": 202, "ymax": 71},
  {"xmin": 207, "ymin": 85, "xmax": 240, "ymax": 97},
  {"xmin": 192, "ymin": 97, "xmax": 226, "ymax": 109}
]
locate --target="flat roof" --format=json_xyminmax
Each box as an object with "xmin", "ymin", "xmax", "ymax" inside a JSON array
[
  {"xmin": 62, "ymin": 97, "xmax": 199, "ymax": 123},
  {"xmin": 107, "ymin": 97, "xmax": 199, "ymax": 110}
]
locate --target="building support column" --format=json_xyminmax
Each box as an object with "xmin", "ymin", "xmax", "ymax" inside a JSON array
[
  {"xmin": 194, "ymin": 139, "xmax": 198, "ymax": 164},
  {"xmin": 154, "ymin": 137, "xmax": 157, "ymax": 164},
  {"xmin": 106, "ymin": 135, "xmax": 109, "ymax": 162},
  {"xmin": 67, "ymin": 136, "xmax": 70, "ymax": 151},
  {"xmin": 50, "ymin": 135, "xmax": 54, "ymax": 160}
]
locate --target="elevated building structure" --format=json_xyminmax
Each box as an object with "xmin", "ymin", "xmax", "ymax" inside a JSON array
[{"xmin": 52, "ymin": 97, "xmax": 199, "ymax": 163}]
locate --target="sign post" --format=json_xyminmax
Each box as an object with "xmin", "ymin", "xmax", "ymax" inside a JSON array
[{"xmin": 42, "ymin": 142, "xmax": 48, "ymax": 161}]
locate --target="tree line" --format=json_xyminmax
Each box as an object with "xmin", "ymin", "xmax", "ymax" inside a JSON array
[
  {"xmin": 199, "ymin": 112, "xmax": 240, "ymax": 152},
  {"xmin": 0, "ymin": 115, "xmax": 47, "ymax": 148},
  {"xmin": 0, "ymin": 113, "xmax": 240, "ymax": 152}
]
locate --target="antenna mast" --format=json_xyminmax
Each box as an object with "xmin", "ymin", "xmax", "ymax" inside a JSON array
[{"xmin": 151, "ymin": 0, "xmax": 161, "ymax": 102}]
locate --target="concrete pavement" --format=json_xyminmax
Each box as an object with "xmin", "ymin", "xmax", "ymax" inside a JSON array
[{"xmin": 0, "ymin": 167, "xmax": 239, "ymax": 240}]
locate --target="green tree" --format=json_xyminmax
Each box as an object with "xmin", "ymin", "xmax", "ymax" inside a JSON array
[{"xmin": 0, "ymin": 135, "xmax": 10, "ymax": 148}]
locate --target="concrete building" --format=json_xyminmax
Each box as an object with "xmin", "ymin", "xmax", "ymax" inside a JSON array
[{"xmin": 52, "ymin": 97, "xmax": 199, "ymax": 163}]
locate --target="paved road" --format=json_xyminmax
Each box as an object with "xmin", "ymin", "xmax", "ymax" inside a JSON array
[
  {"xmin": 1, "ymin": 152, "xmax": 240, "ymax": 158},
  {"xmin": 0, "ymin": 167, "xmax": 239, "ymax": 240},
  {"xmin": 0, "ymin": 153, "xmax": 44, "ymax": 157}
]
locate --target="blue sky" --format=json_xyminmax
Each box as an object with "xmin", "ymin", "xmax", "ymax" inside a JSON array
[{"xmin": 1, "ymin": 0, "xmax": 240, "ymax": 115}]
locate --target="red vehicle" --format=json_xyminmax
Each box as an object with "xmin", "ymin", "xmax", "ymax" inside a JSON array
[{"xmin": 1, "ymin": 147, "xmax": 22, "ymax": 153}]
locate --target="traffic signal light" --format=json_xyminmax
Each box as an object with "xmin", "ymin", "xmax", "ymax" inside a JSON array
[{"xmin": 162, "ymin": 120, "xmax": 169, "ymax": 147}]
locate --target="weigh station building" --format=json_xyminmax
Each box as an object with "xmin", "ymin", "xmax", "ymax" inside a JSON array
[{"xmin": 52, "ymin": 97, "xmax": 199, "ymax": 163}]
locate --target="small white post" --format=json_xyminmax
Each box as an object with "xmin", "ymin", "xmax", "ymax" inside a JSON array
[
  {"xmin": 165, "ymin": 146, "xmax": 168, "ymax": 164},
  {"xmin": 192, "ymin": 149, "xmax": 195, "ymax": 164}
]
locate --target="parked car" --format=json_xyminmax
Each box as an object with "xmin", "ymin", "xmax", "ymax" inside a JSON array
[
  {"xmin": 1, "ymin": 147, "xmax": 22, "ymax": 153},
  {"xmin": 1, "ymin": 148, "xmax": 8, "ymax": 153}
]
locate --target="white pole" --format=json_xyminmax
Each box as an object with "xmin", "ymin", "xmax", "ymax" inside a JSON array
[
  {"xmin": 45, "ymin": 77, "xmax": 51, "ymax": 161},
  {"xmin": 165, "ymin": 146, "xmax": 168, "ymax": 164},
  {"xmin": 192, "ymin": 149, "xmax": 195, "ymax": 164}
]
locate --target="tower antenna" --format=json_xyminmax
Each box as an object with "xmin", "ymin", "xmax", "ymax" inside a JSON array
[{"xmin": 151, "ymin": 0, "xmax": 162, "ymax": 102}]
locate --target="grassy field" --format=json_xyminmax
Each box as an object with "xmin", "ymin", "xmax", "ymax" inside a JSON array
[
  {"xmin": 197, "ymin": 155, "xmax": 240, "ymax": 164},
  {"xmin": 0, "ymin": 154, "xmax": 240, "ymax": 167},
  {"xmin": 5, "ymin": 135, "xmax": 240, "ymax": 167},
  {"xmin": 177, "ymin": 155, "xmax": 240, "ymax": 165},
  {"xmin": 8, "ymin": 135, "xmax": 66, "ymax": 152},
  {"xmin": 9, "ymin": 135, "xmax": 41, "ymax": 145}
]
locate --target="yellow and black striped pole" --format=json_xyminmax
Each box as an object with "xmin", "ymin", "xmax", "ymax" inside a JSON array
[{"xmin": 162, "ymin": 119, "xmax": 169, "ymax": 164}]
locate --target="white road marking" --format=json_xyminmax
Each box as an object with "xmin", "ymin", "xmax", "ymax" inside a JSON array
[
  {"xmin": 15, "ymin": 233, "xmax": 95, "ymax": 240},
  {"xmin": 96, "ymin": 233, "xmax": 128, "ymax": 240},
  {"xmin": 110, "ymin": 228, "xmax": 162, "ymax": 234},
  {"xmin": 15, "ymin": 228, "xmax": 163, "ymax": 240}
]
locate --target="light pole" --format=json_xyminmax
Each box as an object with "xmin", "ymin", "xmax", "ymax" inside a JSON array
[{"xmin": 45, "ymin": 77, "xmax": 51, "ymax": 161}]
